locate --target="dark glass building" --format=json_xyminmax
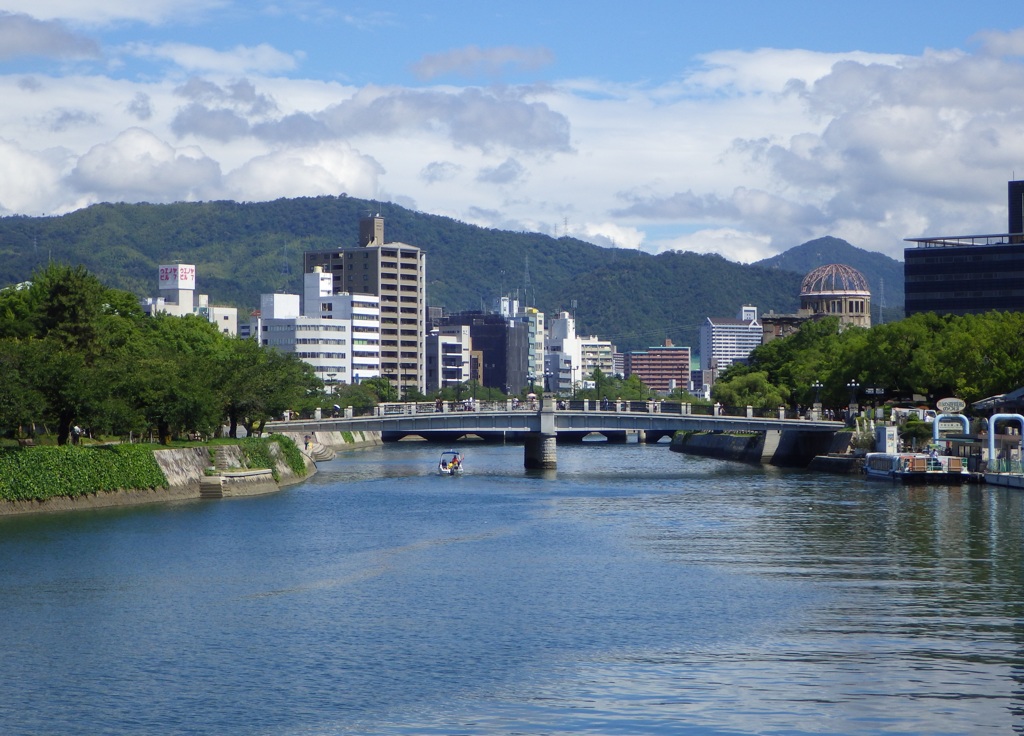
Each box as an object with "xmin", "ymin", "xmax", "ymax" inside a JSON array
[{"xmin": 904, "ymin": 181, "xmax": 1024, "ymax": 316}]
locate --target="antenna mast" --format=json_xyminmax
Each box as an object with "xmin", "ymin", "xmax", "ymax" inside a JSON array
[{"xmin": 878, "ymin": 278, "xmax": 885, "ymax": 326}]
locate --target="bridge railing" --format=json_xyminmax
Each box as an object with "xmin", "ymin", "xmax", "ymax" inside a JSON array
[{"xmin": 308, "ymin": 400, "xmax": 810, "ymax": 422}]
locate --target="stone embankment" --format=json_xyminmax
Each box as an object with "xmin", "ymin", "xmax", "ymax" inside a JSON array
[
  {"xmin": 274, "ymin": 429, "xmax": 382, "ymax": 459},
  {"xmin": 670, "ymin": 429, "xmax": 851, "ymax": 467},
  {"xmin": 0, "ymin": 439, "xmax": 324, "ymax": 517}
]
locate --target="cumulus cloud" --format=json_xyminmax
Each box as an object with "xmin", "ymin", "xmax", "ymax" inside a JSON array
[
  {"xmin": 222, "ymin": 144, "xmax": 383, "ymax": 201},
  {"xmin": 0, "ymin": 12, "xmax": 99, "ymax": 60},
  {"xmin": 68, "ymin": 128, "xmax": 221, "ymax": 201},
  {"xmin": 412, "ymin": 45, "xmax": 555, "ymax": 81},
  {"xmin": 0, "ymin": 138, "xmax": 69, "ymax": 215},
  {"xmin": 656, "ymin": 228, "xmax": 775, "ymax": 263},
  {"xmin": 577, "ymin": 222, "xmax": 645, "ymax": 250}
]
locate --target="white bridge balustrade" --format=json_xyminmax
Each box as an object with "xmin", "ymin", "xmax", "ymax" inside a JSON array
[{"xmin": 268, "ymin": 398, "xmax": 842, "ymax": 470}]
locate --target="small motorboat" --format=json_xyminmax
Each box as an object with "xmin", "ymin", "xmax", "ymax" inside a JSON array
[{"xmin": 438, "ymin": 450, "xmax": 464, "ymax": 475}]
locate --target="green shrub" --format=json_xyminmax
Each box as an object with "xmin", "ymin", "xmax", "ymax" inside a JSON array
[
  {"xmin": 0, "ymin": 445, "xmax": 168, "ymax": 502},
  {"xmin": 240, "ymin": 435, "xmax": 307, "ymax": 481},
  {"xmin": 269, "ymin": 434, "xmax": 306, "ymax": 477}
]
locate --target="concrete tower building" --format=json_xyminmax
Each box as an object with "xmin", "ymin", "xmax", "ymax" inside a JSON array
[{"xmin": 304, "ymin": 215, "xmax": 426, "ymax": 396}]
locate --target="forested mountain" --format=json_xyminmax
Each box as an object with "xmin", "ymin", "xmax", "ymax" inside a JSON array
[
  {"xmin": 755, "ymin": 236, "xmax": 905, "ymax": 323},
  {"xmin": 0, "ymin": 197, "xmax": 886, "ymax": 352}
]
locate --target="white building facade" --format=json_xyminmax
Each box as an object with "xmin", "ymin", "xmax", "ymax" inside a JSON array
[
  {"xmin": 141, "ymin": 264, "xmax": 238, "ymax": 336},
  {"xmin": 248, "ymin": 271, "xmax": 381, "ymax": 388},
  {"xmin": 425, "ymin": 324, "xmax": 473, "ymax": 392},
  {"xmin": 545, "ymin": 311, "xmax": 582, "ymax": 395},
  {"xmin": 698, "ymin": 305, "xmax": 762, "ymax": 388}
]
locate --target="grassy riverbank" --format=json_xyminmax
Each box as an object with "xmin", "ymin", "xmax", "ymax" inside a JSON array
[{"xmin": 0, "ymin": 436, "xmax": 306, "ymax": 503}]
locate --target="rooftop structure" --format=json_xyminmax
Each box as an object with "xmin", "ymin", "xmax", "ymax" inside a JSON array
[{"xmin": 140, "ymin": 264, "xmax": 238, "ymax": 336}]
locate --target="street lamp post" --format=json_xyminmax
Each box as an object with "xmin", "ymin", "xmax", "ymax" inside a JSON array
[
  {"xmin": 811, "ymin": 380, "xmax": 823, "ymax": 420},
  {"xmin": 847, "ymin": 380, "xmax": 860, "ymax": 419}
]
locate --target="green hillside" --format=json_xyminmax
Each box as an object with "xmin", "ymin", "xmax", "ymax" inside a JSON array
[{"xmin": 0, "ymin": 197, "xmax": 865, "ymax": 352}]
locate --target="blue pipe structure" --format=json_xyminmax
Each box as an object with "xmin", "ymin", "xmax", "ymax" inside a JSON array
[
  {"xmin": 932, "ymin": 413, "xmax": 970, "ymax": 442},
  {"xmin": 987, "ymin": 413, "xmax": 1024, "ymax": 463}
]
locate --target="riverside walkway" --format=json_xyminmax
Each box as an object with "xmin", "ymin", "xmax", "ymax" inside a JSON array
[{"xmin": 266, "ymin": 397, "xmax": 844, "ymax": 469}]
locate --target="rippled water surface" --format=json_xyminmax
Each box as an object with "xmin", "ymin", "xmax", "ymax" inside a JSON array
[{"xmin": 2, "ymin": 442, "xmax": 1023, "ymax": 735}]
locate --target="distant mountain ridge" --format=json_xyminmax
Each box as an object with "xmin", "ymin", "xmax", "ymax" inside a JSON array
[
  {"xmin": 0, "ymin": 198, "xmax": 900, "ymax": 352},
  {"xmin": 756, "ymin": 236, "xmax": 905, "ymax": 323}
]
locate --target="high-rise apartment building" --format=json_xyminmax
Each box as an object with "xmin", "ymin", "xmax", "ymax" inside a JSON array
[
  {"xmin": 304, "ymin": 215, "xmax": 426, "ymax": 396},
  {"xmin": 699, "ymin": 305, "xmax": 761, "ymax": 384}
]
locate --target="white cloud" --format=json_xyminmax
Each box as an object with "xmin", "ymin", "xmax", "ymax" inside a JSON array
[
  {"xmin": 974, "ymin": 28, "xmax": 1024, "ymax": 56},
  {"xmin": 222, "ymin": 144, "xmax": 383, "ymax": 202},
  {"xmin": 577, "ymin": 222, "xmax": 645, "ymax": 250},
  {"xmin": 1, "ymin": 34, "xmax": 1024, "ymax": 264},
  {"xmin": 0, "ymin": 0, "xmax": 227, "ymax": 25},
  {"xmin": 0, "ymin": 138, "xmax": 70, "ymax": 215},
  {"xmin": 69, "ymin": 127, "xmax": 221, "ymax": 201},
  {"xmin": 127, "ymin": 42, "xmax": 299, "ymax": 75},
  {"xmin": 476, "ymin": 157, "xmax": 524, "ymax": 185},
  {"xmin": 657, "ymin": 228, "xmax": 775, "ymax": 263},
  {"xmin": 0, "ymin": 12, "xmax": 99, "ymax": 60}
]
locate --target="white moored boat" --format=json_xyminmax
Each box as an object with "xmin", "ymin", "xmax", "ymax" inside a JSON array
[{"xmin": 863, "ymin": 452, "xmax": 967, "ymax": 484}]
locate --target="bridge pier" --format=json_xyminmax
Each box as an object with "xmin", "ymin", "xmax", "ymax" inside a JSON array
[
  {"xmin": 524, "ymin": 433, "xmax": 557, "ymax": 469},
  {"xmin": 636, "ymin": 430, "xmax": 647, "ymax": 444}
]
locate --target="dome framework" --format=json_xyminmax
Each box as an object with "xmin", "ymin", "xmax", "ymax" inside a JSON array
[{"xmin": 799, "ymin": 264, "xmax": 871, "ymax": 328}]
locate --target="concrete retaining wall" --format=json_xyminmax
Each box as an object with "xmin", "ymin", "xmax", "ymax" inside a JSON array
[
  {"xmin": 277, "ymin": 430, "xmax": 382, "ymax": 451},
  {"xmin": 0, "ymin": 440, "xmax": 314, "ymax": 517},
  {"xmin": 671, "ymin": 432, "xmax": 765, "ymax": 463},
  {"xmin": 670, "ymin": 429, "xmax": 844, "ymax": 467}
]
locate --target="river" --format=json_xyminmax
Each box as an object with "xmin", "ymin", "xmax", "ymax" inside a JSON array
[{"xmin": 1, "ymin": 441, "xmax": 1022, "ymax": 735}]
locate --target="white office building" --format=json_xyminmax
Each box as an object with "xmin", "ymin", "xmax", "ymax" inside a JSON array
[
  {"xmin": 425, "ymin": 324, "xmax": 473, "ymax": 392},
  {"xmin": 249, "ymin": 270, "xmax": 381, "ymax": 388},
  {"xmin": 545, "ymin": 311, "xmax": 582, "ymax": 394},
  {"xmin": 699, "ymin": 305, "xmax": 761, "ymax": 387}
]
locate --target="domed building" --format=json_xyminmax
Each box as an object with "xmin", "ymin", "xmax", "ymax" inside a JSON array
[{"xmin": 799, "ymin": 264, "xmax": 871, "ymax": 329}]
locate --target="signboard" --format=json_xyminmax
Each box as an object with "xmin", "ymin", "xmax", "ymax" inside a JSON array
[
  {"xmin": 158, "ymin": 264, "xmax": 196, "ymax": 290},
  {"xmin": 936, "ymin": 397, "xmax": 966, "ymax": 413}
]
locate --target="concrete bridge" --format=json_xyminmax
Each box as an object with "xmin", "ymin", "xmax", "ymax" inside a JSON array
[{"xmin": 266, "ymin": 397, "xmax": 844, "ymax": 469}]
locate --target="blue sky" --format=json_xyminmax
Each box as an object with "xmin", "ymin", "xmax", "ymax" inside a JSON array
[{"xmin": 2, "ymin": 1, "xmax": 1024, "ymax": 262}]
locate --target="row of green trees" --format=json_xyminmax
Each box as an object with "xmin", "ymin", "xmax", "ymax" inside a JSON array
[
  {"xmin": 712, "ymin": 312, "xmax": 1024, "ymax": 409},
  {"xmin": 0, "ymin": 264, "xmax": 324, "ymax": 444}
]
